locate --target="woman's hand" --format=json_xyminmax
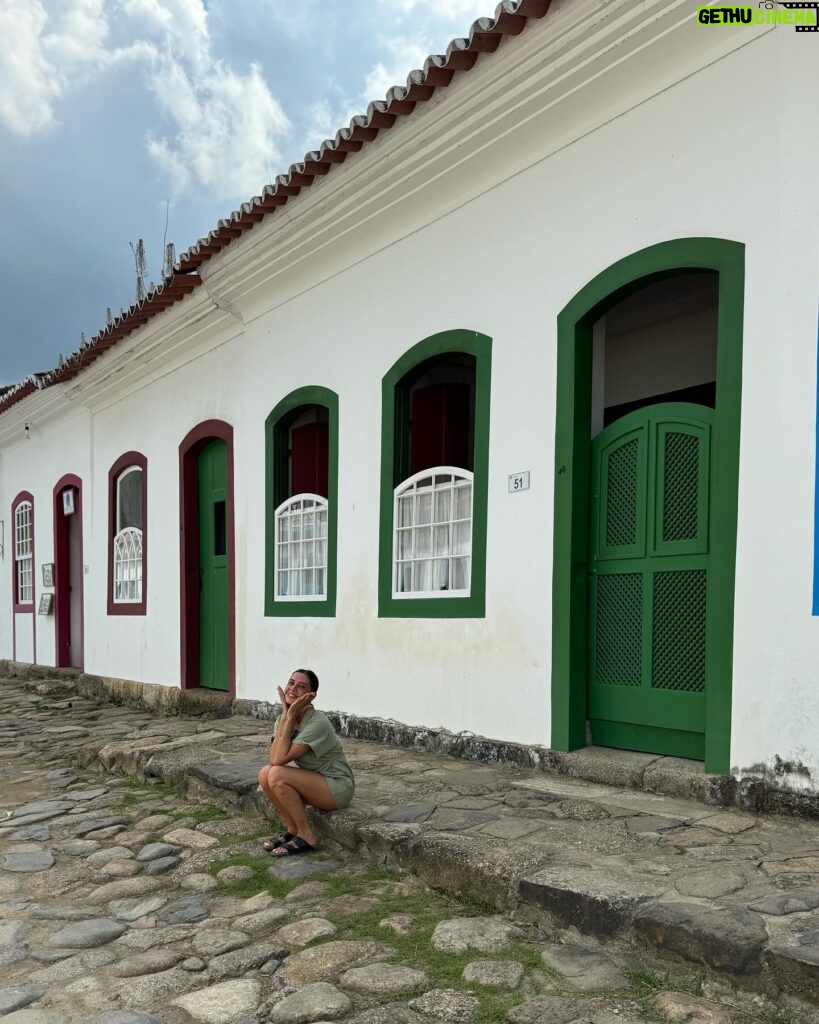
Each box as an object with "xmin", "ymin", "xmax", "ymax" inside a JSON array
[
  {"xmin": 277, "ymin": 685, "xmax": 288, "ymax": 712},
  {"xmin": 288, "ymin": 691, "xmax": 315, "ymax": 724}
]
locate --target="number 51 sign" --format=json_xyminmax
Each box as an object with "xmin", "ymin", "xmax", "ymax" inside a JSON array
[{"xmin": 508, "ymin": 471, "xmax": 530, "ymax": 493}]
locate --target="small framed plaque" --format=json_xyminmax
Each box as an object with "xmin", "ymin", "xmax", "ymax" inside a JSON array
[
  {"xmin": 38, "ymin": 593, "xmax": 54, "ymax": 616},
  {"xmin": 508, "ymin": 470, "xmax": 531, "ymax": 493},
  {"xmin": 42, "ymin": 563, "xmax": 54, "ymax": 587},
  {"xmin": 62, "ymin": 489, "xmax": 75, "ymax": 515}
]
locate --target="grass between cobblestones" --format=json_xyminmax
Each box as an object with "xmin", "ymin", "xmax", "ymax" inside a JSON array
[
  {"xmin": 623, "ymin": 969, "xmax": 697, "ymax": 1020},
  {"xmin": 106, "ymin": 781, "xmax": 799, "ymax": 1024},
  {"xmin": 200, "ymin": 854, "xmax": 801, "ymax": 1024},
  {"xmin": 321, "ymin": 891, "xmax": 544, "ymax": 1023},
  {"xmin": 111, "ymin": 780, "xmax": 230, "ymax": 825},
  {"xmin": 622, "ymin": 970, "xmax": 796, "ymax": 1024},
  {"xmin": 173, "ymin": 804, "xmax": 229, "ymax": 823},
  {"xmin": 219, "ymin": 830, "xmax": 274, "ymax": 847},
  {"xmin": 206, "ymin": 858, "xmax": 551, "ymax": 1022},
  {"xmin": 207, "ymin": 851, "xmax": 296, "ymax": 899}
]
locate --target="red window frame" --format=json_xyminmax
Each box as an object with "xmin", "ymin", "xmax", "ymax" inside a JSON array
[
  {"xmin": 11, "ymin": 491, "xmax": 35, "ymax": 613},
  {"xmin": 107, "ymin": 451, "xmax": 147, "ymax": 616}
]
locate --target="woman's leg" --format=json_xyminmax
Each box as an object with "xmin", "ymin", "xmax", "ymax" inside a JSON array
[
  {"xmin": 264, "ymin": 766, "xmax": 337, "ymax": 850},
  {"xmin": 257, "ymin": 765, "xmax": 299, "ymax": 837}
]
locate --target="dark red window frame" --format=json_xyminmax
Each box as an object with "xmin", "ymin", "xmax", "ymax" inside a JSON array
[
  {"xmin": 107, "ymin": 451, "xmax": 147, "ymax": 616},
  {"xmin": 11, "ymin": 491, "xmax": 35, "ymax": 613}
]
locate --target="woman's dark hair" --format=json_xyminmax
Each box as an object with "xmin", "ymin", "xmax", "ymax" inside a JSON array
[{"xmin": 296, "ymin": 668, "xmax": 319, "ymax": 693}]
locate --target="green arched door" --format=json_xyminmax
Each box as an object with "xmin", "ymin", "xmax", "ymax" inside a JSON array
[
  {"xmin": 589, "ymin": 403, "xmax": 712, "ymax": 759},
  {"xmin": 198, "ymin": 438, "xmax": 229, "ymax": 691}
]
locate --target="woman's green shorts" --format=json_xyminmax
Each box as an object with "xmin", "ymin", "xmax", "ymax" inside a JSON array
[{"xmin": 324, "ymin": 774, "xmax": 355, "ymax": 810}]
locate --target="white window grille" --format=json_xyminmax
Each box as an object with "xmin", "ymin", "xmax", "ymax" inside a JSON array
[
  {"xmin": 393, "ymin": 467, "xmax": 472, "ymax": 598},
  {"xmin": 114, "ymin": 527, "xmax": 143, "ymax": 602},
  {"xmin": 114, "ymin": 467, "xmax": 143, "ymax": 603},
  {"xmin": 14, "ymin": 501, "xmax": 33, "ymax": 605},
  {"xmin": 275, "ymin": 494, "xmax": 328, "ymax": 600}
]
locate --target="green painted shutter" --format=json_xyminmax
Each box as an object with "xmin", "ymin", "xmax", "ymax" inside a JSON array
[
  {"xmin": 589, "ymin": 403, "xmax": 712, "ymax": 759},
  {"xmin": 198, "ymin": 439, "xmax": 229, "ymax": 691}
]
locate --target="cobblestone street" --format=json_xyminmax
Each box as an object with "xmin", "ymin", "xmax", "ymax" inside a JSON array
[{"xmin": 0, "ymin": 673, "xmax": 817, "ymax": 1023}]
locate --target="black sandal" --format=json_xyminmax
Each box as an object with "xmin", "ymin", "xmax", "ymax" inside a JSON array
[
  {"xmin": 263, "ymin": 831, "xmax": 293, "ymax": 852},
  {"xmin": 272, "ymin": 836, "xmax": 316, "ymax": 857}
]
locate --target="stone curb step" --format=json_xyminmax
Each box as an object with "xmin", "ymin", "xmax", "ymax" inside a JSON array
[
  {"xmin": 5, "ymin": 659, "xmax": 819, "ymax": 821},
  {"xmin": 312, "ymin": 809, "xmax": 819, "ymax": 1001},
  {"xmin": 146, "ymin": 759, "xmax": 819, "ymax": 1004}
]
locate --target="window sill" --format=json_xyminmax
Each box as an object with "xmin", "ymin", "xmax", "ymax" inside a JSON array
[
  {"xmin": 379, "ymin": 594, "xmax": 485, "ymax": 618},
  {"xmin": 107, "ymin": 601, "xmax": 147, "ymax": 616},
  {"xmin": 265, "ymin": 597, "xmax": 336, "ymax": 618}
]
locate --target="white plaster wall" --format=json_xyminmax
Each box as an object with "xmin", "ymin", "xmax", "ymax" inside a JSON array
[
  {"xmin": 85, "ymin": 340, "xmax": 248, "ymax": 686},
  {"xmin": 0, "ymin": 452, "xmax": 8, "ymax": 659},
  {"xmin": 0, "ymin": 408, "xmax": 91, "ymax": 667},
  {"xmin": 13, "ymin": 614, "xmax": 34, "ymax": 663},
  {"xmin": 726, "ymin": 30, "xmax": 819, "ymax": 782},
  {"xmin": 1, "ymin": 23, "xmax": 817, "ymax": 780},
  {"xmin": 234, "ymin": 26, "xmax": 819, "ymax": 764}
]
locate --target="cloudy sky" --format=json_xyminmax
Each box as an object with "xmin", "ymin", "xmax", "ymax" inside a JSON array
[{"xmin": 0, "ymin": 0, "xmax": 492, "ymax": 385}]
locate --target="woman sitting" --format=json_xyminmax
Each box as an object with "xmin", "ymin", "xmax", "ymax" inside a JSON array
[{"xmin": 257, "ymin": 668, "xmax": 355, "ymax": 856}]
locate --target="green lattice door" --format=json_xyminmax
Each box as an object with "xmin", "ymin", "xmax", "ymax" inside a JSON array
[
  {"xmin": 198, "ymin": 439, "xmax": 229, "ymax": 691},
  {"xmin": 589, "ymin": 403, "xmax": 712, "ymax": 760}
]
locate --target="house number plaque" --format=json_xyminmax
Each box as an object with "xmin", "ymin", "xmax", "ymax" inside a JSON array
[{"xmin": 508, "ymin": 471, "xmax": 530, "ymax": 493}]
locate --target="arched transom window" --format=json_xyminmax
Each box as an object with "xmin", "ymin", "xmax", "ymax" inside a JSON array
[
  {"xmin": 265, "ymin": 387, "xmax": 338, "ymax": 617},
  {"xmin": 114, "ymin": 466, "xmax": 143, "ymax": 603},
  {"xmin": 273, "ymin": 405, "xmax": 330, "ymax": 601},
  {"xmin": 14, "ymin": 500, "xmax": 33, "ymax": 606},
  {"xmin": 379, "ymin": 330, "xmax": 491, "ymax": 618},
  {"xmin": 391, "ymin": 352, "xmax": 475, "ymax": 600}
]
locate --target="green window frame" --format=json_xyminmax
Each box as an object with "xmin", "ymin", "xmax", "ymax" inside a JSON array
[
  {"xmin": 378, "ymin": 329, "xmax": 492, "ymax": 618},
  {"xmin": 265, "ymin": 386, "xmax": 338, "ymax": 617},
  {"xmin": 551, "ymin": 238, "xmax": 744, "ymax": 775}
]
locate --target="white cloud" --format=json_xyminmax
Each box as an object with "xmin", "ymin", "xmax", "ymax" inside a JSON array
[
  {"xmin": 294, "ymin": 34, "xmax": 438, "ymax": 161},
  {"xmin": 378, "ymin": 0, "xmax": 492, "ymax": 23},
  {"xmin": 0, "ymin": 1, "xmax": 61, "ymax": 134},
  {"xmin": 362, "ymin": 36, "xmax": 431, "ymax": 101},
  {"xmin": 44, "ymin": 0, "xmax": 113, "ymax": 67},
  {"xmin": 118, "ymin": 0, "xmax": 208, "ymax": 69},
  {"xmin": 146, "ymin": 58, "xmax": 290, "ymax": 199},
  {"xmin": 301, "ymin": 99, "xmax": 335, "ymax": 153},
  {"xmin": 135, "ymin": 0, "xmax": 291, "ymax": 198},
  {"xmin": 0, "ymin": 0, "xmax": 492, "ymax": 201},
  {"xmin": 0, "ymin": 0, "xmax": 289, "ymax": 199},
  {"xmin": 0, "ymin": 0, "xmax": 146, "ymax": 136}
]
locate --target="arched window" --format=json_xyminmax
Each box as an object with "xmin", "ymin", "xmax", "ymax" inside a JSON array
[
  {"xmin": 12, "ymin": 494, "xmax": 34, "ymax": 609},
  {"xmin": 265, "ymin": 388, "xmax": 338, "ymax": 616},
  {"xmin": 108, "ymin": 453, "xmax": 147, "ymax": 614},
  {"xmin": 379, "ymin": 329, "xmax": 491, "ymax": 618}
]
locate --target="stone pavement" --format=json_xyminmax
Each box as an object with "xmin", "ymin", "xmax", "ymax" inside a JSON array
[{"xmin": 1, "ymin": 674, "xmax": 818, "ymax": 1023}]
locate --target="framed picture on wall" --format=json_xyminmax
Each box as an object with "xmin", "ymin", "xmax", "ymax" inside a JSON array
[
  {"xmin": 42, "ymin": 563, "xmax": 54, "ymax": 587},
  {"xmin": 62, "ymin": 489, "xmax": 75, "ymax": 515},
  {"xmin": 38, "ymin": 593, "xmax": 53, "ymax": 616}
]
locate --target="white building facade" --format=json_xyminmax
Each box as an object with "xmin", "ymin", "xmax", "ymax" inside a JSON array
[{"xmin": 2, "ymin": 1, "xmax": 818, "ymax": 789}]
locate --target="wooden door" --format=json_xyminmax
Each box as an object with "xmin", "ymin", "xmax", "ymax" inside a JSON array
[
  {"xmin": 589, "ymin": 403, "xmax": 712, "ymax": 759},
  {"xmin": 197, "ymin": 439, "xmax": 229, "ymax": 690}
]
